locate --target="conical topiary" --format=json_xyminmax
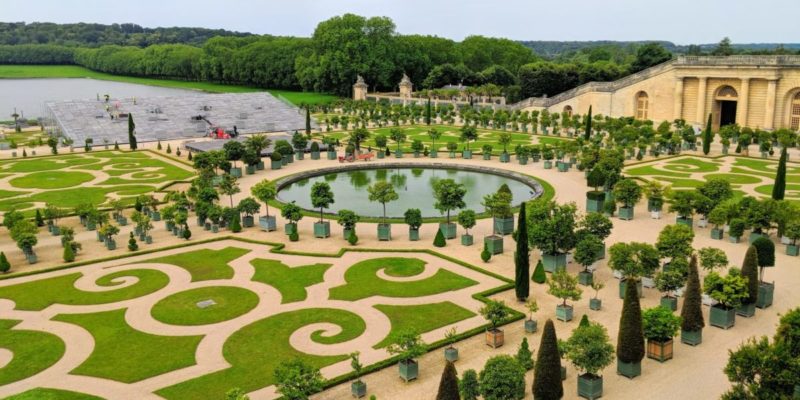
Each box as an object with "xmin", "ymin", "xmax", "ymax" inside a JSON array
[
  {"xmin": 35, "ymin": 209, "xmax": 44, "ymax": 227},
  {"xmin": 63, "ymin": 241, "xmax": 75, "ymax": 262},
  {"xmin": 188, "ymin": 151, "xmax": 193, "ymax": 161},
  {"xmin": 459, "ymin": 369, "xmax": 480, "ymax": 400},
  {"xmin": 579, "ymin": 314, "xmax": 590, "ymax": 327},
  {"xmin": 532, "ymin": 259, "xmax": 546, "ymax": 284},
  {"xmin": 182, "ymin": 225, "xmax": 192, "ymax": 240},
  {"xmin": 157, "ymin": 140, "xmax": 162, "ymax": 150},
  {"xmin": 533, "ymin": 319, "xmax": 563, "ymax": 400},
  {"xmin": 515, "ymin": 201, "xmax": 530, "ymax": 301},
  {"xmin": 516, "ymin": 337, "xmax": 534, "ymax": 371},
  {"xmin": 740, "ymin": 246, "xmax": 759, "ymax": 305},
  {"xmin": 681, "ymin": 255, "xmax": 704, "ymax": 332},
  {"xmin": 166, "ymin": 144, "xmax": 172, "ymax": 154},
  {"xmin": 230, "ymin": 212, "xmax": 242, "ymax": 233},
  {"xmin": 617, "ymin": 275, "xmax": 644, "ymax": 365},
  {"xmin": 0, "ymin": 252, "xmax": 10, "ymax": 273},
  {"xmin": 436, "ymin": 360, "xmax": 460, "ymax": 400},
  {"xmin": 434, "ymin": 228, "xmax": 446, "ymax": 248},
  {"xmin": 772, "ymin": 146, "xmax": 787, "ymax": 200}
]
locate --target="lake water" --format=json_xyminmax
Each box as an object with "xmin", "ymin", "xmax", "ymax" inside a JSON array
[
  {"xmin": 277, "ymin": 167, "xmax": 538, "ymax": 218},
  {"xmin": 0, "ymin": 78, "xmax": 195, "ymax": 119}
]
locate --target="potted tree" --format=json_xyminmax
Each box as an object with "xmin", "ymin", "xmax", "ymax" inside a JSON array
[
  {"xmin": 579, "ymin": 212, "xmax": 613, "ymax": 260},
  {"xmin": 368, "ymin": 181, "xmax": 398, "ymax": 241},
  {"xmin": 527, "ymin": 199, "xmax": 578, "ymax": 273},
  {"xmin": 460, "ymin": 125, "xmax": 478, "ymax": 159},
  {"xmin": 237, "ymin": 197, "xmax": 260, "ymax": 228},
  {"xmin": 10, "ymin": 220, "xmax": 38, "ymax": 264},
  {"xmin": 281, "ymin": 201, "xmax": 303, "ymax": 238},
  {"xmin": 617, "ymin": 273, "xmax": 645, "ymax": 379},
  {"xmin": 324, "ymin": 137, "xmax": 338, "ymax": 160},
  {"xmin": 275, "ymin": 140, "xmax": 294, "ymax": 164},
  {"xmin": 270, "ymin": 151, "xmax": 282, "ymax": 170},
  {"xmin": 252, "ymin": 180, "xmax": 278, "ymax": 231},
  {"xmin": 389, "ymin": 128, "xmax": 406, "ymax": 158},
  {"xmin": 446, "ymin": 141, "xmax": 458, "ymax": 158},
  {"xmin": 642, "ymin": 306, "xmax": 681, "ymax": 362},
  {"xmin": 518, "ymin": 146, "xmax": 530, "ymax": 165},
  {"xmin": 99, "ymin": 224, "xmax": 120, "ymax": 250},
  {"xmin": 737, "ymin": 245, "xmax": 759, "ymax": 317},
  {"xmin": 498, "ymin": 132, "xmax": 512, "ymax": 162},
  {"xmin": 387, "ymin": 329, "xmax": 426, "ymax": 382},
  {"xmin": 374, "ymin": 134, "xmax": 388, "ymax": 159},
  {"xmin": 728, "ymin": 218, "xmax": 746, "ymax": 243},
  {"xmin": 575, "ymin": 234, "xmax": 604, "ymax": 286},
  {"xmin": 704, "ymin": 270, "xmax": 749, "ymax": 329},
  {"xmin": 654, "ymin": 269, "xmax": 686, "ymax": 311},
  {"xmin": 223, "ymin": 140, "xmax": 245, "ymax": 177},
  {"xmin": 427, "ymin": 128, "xmax": 441, "ymax": 158},
  {"xmin": 543, "ymin": 146, "xmax": 555, "ymax": 169},
  {"xmin": 310, "ymin": 182, "xmax": 334, "ymax": 238},
  {"xmin": 585, "ymin": 167, "xmax": 606, "ymax": 213},
  {"xmin": 548, "ymin": 270, "xmax": 582, "ymax": 322},
  {"xmin": 310, "ymin": 141, "xmax": 321, "ymax": 160},
  {"xmin": 680, "ymin": 255, "xmax": 704, "ymax": 345},
  {"xmin": 524, "ymin": 299, "xmax": 539, "ymax": 333},
  {"xmin": 403, "ymin": 208, "xmax": 422, "ymax": 241},
  {"xmin": 613, "ymin": 179, "xmax": 642, "ymax": 221},
  {"xmin": 786, "ymin": 222, "xmax": 800, "ymax": 256},
  {"xmin": 411, "ymin": 139, "xmax": 424, "ymax": 158},
  {"xmin": 433, "ymin": 179, "xmax": 466, "ymax": 240},
  {"xmin": 565, "ymin": 321, "xmax": 615, "ymax": 400},
  {"xmin": 488, "ymin": 185, "xmax": 514, "ymax": 235},
  {"xmin": 482, "ymin": 144, "xmax": 493, "ymax": 160},
  {"xmin": 242, "ymin": 149, "xmax": 259, "ymax": 175},
  {"xmin": 349, "ymin": 352, "xmax": 366, "ymax": 398},
  {"xmin": 589, "ymin": 282, "xmax": 604, "ymax": 311},
  {"xmin": 644, "ymin": 180, "xmax": 665, "ymax": 219},
  {"xmin": 337, "ymin": 209, "xmax": 360, "ymax": 240},
  {"xmin": 752, "ymin": 237, "xmax": 776, "ymax": 309},
  {"xmin": 480, "ymin": 300, "xmax": 509, "ymax": 348},
  {"xmin": 458, "ymin": 209, "xmax": 476, "ymax": 246},
  {"xmin": 708, "ymin": 206, "xmax": 727, "ymax": 240},
  {"xmin": 291, "ymin": 131, "xmax": 308, "ymax": 160},
  {"xmin": 667, "ymin": 190, "xmax": 697, "ymax": 228},
  {"xmin": 608, "ymin": 242, "xmax": 660, "ymax": 298},
  {"xmin": 443, "ymin": 327, "xmax": 459, "ymax": 362}
]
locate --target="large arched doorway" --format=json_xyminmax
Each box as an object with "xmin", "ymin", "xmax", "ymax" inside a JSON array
[
  {"xmin": 790, "ymin": 92, "xmax": 800, "ymax": 130},
  {"xmin": 635, "ymin": 92, "xmax": 649, "ymax": 120},
  {"xmin": 714, "ymin": 85, "xmax": 738, "ymax": 129}
]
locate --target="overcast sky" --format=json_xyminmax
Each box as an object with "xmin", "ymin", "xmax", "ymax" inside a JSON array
[{"xmin": 1, "ymin": 0, "xmax": 798, "ymax": 44}]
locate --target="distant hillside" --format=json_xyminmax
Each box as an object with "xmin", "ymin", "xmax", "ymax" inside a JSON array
[{"xmin": 520, "ymin": 40, "xmax": 800, "ymax": 58}]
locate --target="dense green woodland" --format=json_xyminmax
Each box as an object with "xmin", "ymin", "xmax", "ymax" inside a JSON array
[{"xmin": 1, "ymin": 16, "xmax": 798, "ymax": 100}]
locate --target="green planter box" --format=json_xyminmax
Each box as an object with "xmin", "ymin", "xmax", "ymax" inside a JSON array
[
  {"xmin": 499, "ymin": 153, "xmax": 510, "ymax": 163},
  {"xmin": 524, "ymin": 319, "xmax": 538, "ymax": 333},
  {"xmin": 398, "ymin": 360, "xmax": 418, "ymax": 382},
  {"xmin": 729, "ymin": 236, "xmax": 741, "ymax": 243},
  {"xmin": 439, "ymin": 222, "xmax": 457, "ymax": 239},
  {"xmin": 484, "ymin": 235, "xmax": 504, "ymax": 255},
  {"xmin": 578, "ymin": 271, "xmax": 594, "ymax": 286},
  {"xmin": 589, "ymin": 298, "xmax": 602, "ymax": 310},
  {"xmin": 230, "ymin": 167, "xmax": 242, "ymax": 178},
  {"xmin": 557, "ymin": 161, "xmax": 568, "ymax": 172},
  {"xmin": 327, "ymin": 151, "xmax": 337, "ymax": 160},
  {"xmin": 483, "ymin": 153, "xmax": 491, "ymax": 160},
  {"xmin": 711, "ymin": 228, "xmax": 724, "ymax": 240},
  {"xmin": 462, "ymin": 150, "xmax": 472, "ymax": 159},
  {"xmin": 314, "ymin": 221, "xmax": 331, "ymax": 238},
  {"xmin": 242, "ymin": 216, "xmax": 254, "ymax": 228},
  {"xmin": 311, "ymin": 151, "xmax": 320, "ymax": 160},
  {"xmin": 395, "ymin": 150, "xmax": 404, "ymax": 158},
  {"xmin": 660, "ymin": 296, "xmax": 678, "ymax": 311},
  {"xmin": 749, "ymin": 232, "xmax": 767, "ymax": 244},
  {"xmin": 736, "ymin": 302, "xmax": 756, "ymax": 317},
  {"xmin": 377, "ymin": 151, "xmax": 385, "ymax": 159},
  {"xmin": 285, "ymin": 153, "xmax": 294, "ymax": 163},
  {"xmin": 618, "ymin": 206, "xmax": 634, "ymax": 220},
  {"xmin": 444, "ymin": 347, "xmax": 459, "ymax": 362},
  {"xmin": 461, "ymin": 234, "xmax": 473, "ymax": 246},
  {"xmin": 578, "ymin": 374, "xmax": 603, "ymax": 400},
  {"xmin": 676, "ymin": 216, "xmax": 693, "ymax": 228},
  {"xmin": 493, "ymin": 216, "xmax": 514, "ymax": 235},
  {"xmin": 211, "ymin": 224, "xmax": 219, "ymax": 233},
  {"xmin": 542, "ymin": 253, "xmax": 567, "ymax": 273},
  {"xmin": 709, "ymin": 305, "xmax": 736, "ymax": 329},
  {"xmin": 681, "ymin": 329, "xmax": 702, "ymax": 346},
  {"xmin": 429, "ymin": 150, "xmax": 438, "ymax": 158},
  {"xmin": 259, "ymin": 216, "xmax": 277, "ymax": 231},
  {"xmin": 618, "ymin": 280, "xmax": 643, "ymax": 299},
  {"xmin": 787, "ymin": 244, "xmax": 799, "ymax": 256},
  {"xmin": 409, "ymin": 228, "xmax": 420, "ymax": 241},
  {"xmin": 518, "ymin": 156, "xmax": 528, "ymax": 165},
  {"xmin": 556, "ymin": 304, "xmax": 573, "ymax": 322},
  {"xmin": 617, "ymin": 359, "xmax": 641, "ymax": 379},
  {"xmin": 586, "ymin": 191, "xmax": 605, "ymax": 213},
  {"xmin": 151, "ymin": 211, "xmax": 161, "ymax": 221},
  {"xmin": 343, "ymin": 228, "xmax": 354, "ymax": 241},
  {"xmin": 285, "ymin": 223, "xmax": 297, "ymax": 236},
  {"xmin": 245, "ymin": 165, "xmax": 256, "ymax": 175},
  {"xmin": 351, "ymin": 381, "xmax": 367, "ymax": 398},
  {"xmin": 204, "ymin": 222, "xmax": 211, "ymax": 231},
  {"xmin": 413, "ymin": 152, "xmax": 421, "ymax": 158},
  {"xmin": 756, "ymin": 282, "xmax": 774, "ymax": 309},
  {"xmin": 26, "ymin": 253, "xmax": 37, "ymax": 264},
  {"xmin": 106, "ymin": 239, "xmax": 117, "ymax": 250},
  {"xmin": 448, "ymin": 151, "xmax": 456, "ymax": 158},
  {"xmin": 544, "ymin": 160, "xmax": 553, "ymax": 169},
  {"xmin": 295, "ymin": 151, "xmax": 305, "ymax": 160},
  {"xmin": 280, "ymin": 156, "xmax": 288, "ymax": 166},
  {"xmin": 377, "ymin": 223, "xmax": 392, "ymax": 241},
  {"xmin": 256, "ymin": 161, "xmax": 265, "ymax": 170},
  {"xmin": 271, "ymin": 160, "xmax": 282, "ymax": 170}
]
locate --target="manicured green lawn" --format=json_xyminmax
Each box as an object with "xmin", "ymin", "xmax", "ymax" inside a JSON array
[
  {"xmin": 0, "ymin": 269, "xmax": 170, "ymax": 311},
  {"xmin": 0, "ymin": 320, "xmax": 66, "ymax": 385},
  {"xmin": 3, "ymin": 388, "xmax": 103, "ymax": 400},
  {"xmin": 625, "ymin": 165, "xmax": 691, "ymax": 178},
  {"xmin": 151, "ymin": 286, "xmax": 259, "ymax": 326},
  {"xmin": 156, "ymin": 308, "xmax": 366, "ymax": 400},
  {"xmin": 0, "ymin": 65, "xmax": 338, "ymax": 105},
  {"xmin": 250, "ymin": 258, "xmax": 331, "ymax": 303},
  {"xmin": 329, "ymin": 257, "xmax": 477, "ymax": 301},
  {"xmin": 373, "ymin": 302, "xmax": 476, "ymax": 348},
  {"xmin": 9, "ymin": 171, "xmax": 95, "ymax": 189},
  {"xmin": 755, "ymin": 184, "xmax": 800, "ymax": 198},
  {"xmin": 145, "ymin": 247, "xmax": 250, "ymax": 282},
  {"xmin": 663, "ymin": 157, "xmax": 721, "ymax": 173},
  {"xmin": 54, "ymin": 310, "xmax": 201, "ymax": 383},
  {"xmin": 703, "ymin": 173, "xmax": 761, "ymax": 185}
]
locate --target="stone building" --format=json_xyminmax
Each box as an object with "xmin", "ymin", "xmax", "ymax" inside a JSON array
[{"xmin": 514, "ymin": 55, "xmax": 800, "ymax": 131}]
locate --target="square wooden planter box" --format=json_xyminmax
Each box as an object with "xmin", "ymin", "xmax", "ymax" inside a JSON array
[
  {"xmin": 493, "ymin": 217, "xmax": 514, "ymax": 235},
  {"xmin": 462, "ymin": 150, "xmax": 472, "ymax": 159},
  {"xmin": 429, "ymin": 150, "xmax": 438, "ymax": 158},
  {"xmin": 398, "ymin": 360, "xmax": 418, "ymax": 382},
  {"xmin": 577, "ymin": 374, "xmax": 603, "ymax": 400},
  {"xmin": 736, "ymin": 302, "xmax": 756, "ymax": 317},
  {"xmin": 271, "ymin": 160, "xmax": 282, "ymax": 170},
  {"xmin": 749, "ymin": 232, "xmax": 767, "ymax": 244},
  {"xmin": 711, "ymin": 228, "xmax": 724, "ymax": 240},
  {"xmin": 709, "ymin": 305, "xmax": 736, "ymax": 329},
  {"xmin": 544, "ymin": 160, "xmax": 553, "ymax": 169},
  {"xmin": 409, "ymin": 228, "xmax": 420, "ymax": 241},
  {"xmin": 314, "ymin": 222, "xmax": 331, "ymax": 238},
  {"xmin": 377, "ymin": 224, "xmax": 392, "ymax": 241},
  {"xmin": 618, "ymin": 280, "xmax": 643, "ymax": 299},
  {"xmin": 557, "ymin": 161, "xmax": 569, "ymax": 172},
  {"xmin": 327, "ymin": 151, "xmax": 337, "ymax": 160},
  {"xmin": 787, "ymin": 244, "xmax": 799, "ymax": 256},
  {"xmin": 729, "ymin": 236, "xmax": 741, "ymax": 243},
  {"xmin": 676, "ymin": 216, "xmax": 693, "ymax": 228},
  {"xmin": 616, "ymin": 359, "xmax": 641, "ymax": 379},
  {"xmin": 229, "ymin": 167, "xmax": 242, "ymax": 178},
  {"xmin": 586, "ymin": 192, "xmax": 605, "ymax": 213},
  {"xmin": 499, "ymin": 153, "xmax": 510, "ymax": 163},
  {"xmin": 647, "ymin": 339, "xmax": 674, "ymax": 362},
  {"xmin": 242, "ymin": 216, "xmax": 254, "ymax": 228},
  {"xmin": 680, "ymin": 329, "xmax": 702, "ymax": 346},
  {"xmin": 259, "ymin": 216, "xmax": 277, "ymax": 232},
  {"xmin": 660, "ymin": 296, "xmax": 678, "ymax": 311},
  {"xmin": 542, "ymin": 252, "xmax": 567, "ymax": 273},
  {"xmin": 245, "ymin": 165, "xmax": 256, "ymax": 175},
  {"xmin": 518, "ymin": 157, "xmax": 528, "ymax": 165},
  {"xmin": 310, "ymin": 151, "xmax": 320, "ymax": 160},
  {"xmin": 556, "ymin": 304, "xmax": 574, "ymax": 322},
  {"xmin": 618, "ymin": 206, "xmax": 634, "ymax": 220},
  {"xmin": 484, "ymin": 235, "xmax": 504, "ymax": 255},
  {"xmin": 395, "ymin": 150, "xmax": 404, "ymax": 158},
  {"xmin": 439, "ymin": 222, "xmax": 457, "ymax": 239},
  {"xmin": 284, "ymin": 223, "xmax": 297, "ymax": 236},
  {"xmin": 525, "ymin": 319, "xmax": 538, "ymax": 333},
  {"xmin": 757, "ymin": 282, "xmax": 774, "ymax": 309},
  {"xmin": 589, "ymin": 298, "xmax": 602, "ymax": 310},
  {"xmin": 461, "ymin": 234, "xmax": 473, "ymax": 246},
  {"xmin": 485, "ymin": 329, "xmax": 504, "ymax": 348},
  {"xmin": 444, "ymin": 347, "xmax": 459, "ymax": 362},
  {"xmin": 351, "ymin": 381, "xmax": 367, "ymax": 398},
  {"xmin": 578, "ymin": 271, "xmax": 594, "ymax": 286},
  {"xmin": 483, "ymin": 153, "xmax": 491, "ymax": 160},
  {"xmin": 295, "ymin": 151, "xmax": 305, "ymax": 160}
]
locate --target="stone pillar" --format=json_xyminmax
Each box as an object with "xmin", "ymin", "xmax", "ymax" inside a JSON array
[
  {"xmin": 696, "ymin": 77, "xmax": 707, "ymax": 125},
  {"xmin": 764, "ymin": 79, "xmax": 778, "ymax": 129},
  {"xmin": 673, "ymin": 77, "xmax": 684, "ymax": 121},
  {"xmin": 738, "ymin": 78, "xmax": 750, "ymax": 127}
]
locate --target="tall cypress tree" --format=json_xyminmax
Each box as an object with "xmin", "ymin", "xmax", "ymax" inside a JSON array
[
  {"xmin": 436, "ymin": 360, "xmax": 460, "ymax": 400},
  {"xmin": 584, "ymin": 106, "xmax": 592, "ymax": 140},
  {"xmin": 305, "ymin": 105, "xmax": 311, "ymax": 135},
  {"xmin": 617, "ymin": 275, "xmax": 644, "ymax": 368},
  {"xmin": 680, "ymin": 255, "xmax": 705, "ymax": 333},
  {"xmin": 128, "ymin": 113, "xmax": 137, "ymax": 150},
  {"xmin": 533, "ymin": 319, "xmax": 563, "ymax": 400},
  {"xmin": 772, "ymin": 146, "xmax": 787, "ymax": 200},
  {"xmin": 740, "ymin": 245, "xmax": 759, "ymax": 305},
  {"xmin": 426, "ymin": 98, "xmax": 432, "ymax": 125},
  {"xmin": 702, "ymin": 113, "xmax": 713, "ymax": 155},
  {"xmin": 515, "ymin": 201, "xmax": 530, "ymax": 301}
]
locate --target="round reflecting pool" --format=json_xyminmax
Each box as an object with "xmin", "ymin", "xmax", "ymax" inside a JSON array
[{"xmin": 276, "ymin": 166, "xmax": 541, "ymax": 218}]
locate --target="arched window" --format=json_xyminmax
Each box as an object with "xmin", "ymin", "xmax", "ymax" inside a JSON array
[
  {"xmin": 635, "ymin": 92, "xmax": 649, "ymax": 120},
  {"xmin": 716, "ymin": 86, "xmax": 738, "ymax": 99},
  {"xmin": 562, "ymin": 105, "xmax": 573, "ymax": 117},
  {"xmin": 792, "ymin": 92, "xmax": 800, "ymax": 131}
]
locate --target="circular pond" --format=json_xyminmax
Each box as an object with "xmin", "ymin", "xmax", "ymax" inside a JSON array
[{"xmin": 276, "ymin": 165, "xmax": 542, "ymax": 218}]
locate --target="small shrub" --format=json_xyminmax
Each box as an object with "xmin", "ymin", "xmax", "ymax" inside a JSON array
[
  {"xmin": 348, "ymin": 231, "xmax": 359, "ymax": 245},
  {"xmin": 289, "ymin": 231, "xmax": 299, "ymax": 242},
  {"xmin": 434, "ymin": 229, "xmax": 446, "ymax": 247},
  {"xmin": 481, "ymin": 243, "xmax": 491, "ymax": 262},
  {"xmin": 0, "ymin": 252, "xmax": 10, "ymax": 273},
  {"xmin": 127, "ymin": 232, "xmax": 138, "ymax": 251},
  {"xmin": 516, "ymin": 337, "xmax": 534, "ymax": 370},
  {"xmin": 532, "ymin": 259, "xmax": 546, "ymax": 283}
]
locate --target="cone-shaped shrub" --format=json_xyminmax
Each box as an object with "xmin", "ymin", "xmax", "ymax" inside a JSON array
[
  {"xmin": 516, "ymin": 337, "xmax": 534, "ymax": 370},
  {"xmin": 772, "ymin": 147, "xmax": 787, "ymax": 200},
  {"xmin": 515, "ymin": 202, "xmax": 530, "ymax": 300},
  {"xmin": 434, "ymin": 228, "xmax": 446, "ymax": 247},
  {"xmin": 459, "ymin": 369, "xmax": 480, "ymax": 400},
  {"xmin": 0, "ymin": 252, "xmax": 10, "ymax": 273},
  {"xmin": 436, "ymin": 360, "xmax": 460, "ymax": 400},
  {"xmin": 617, "ymin": 276, "xmax": 644, "ymax": 364},
  {"xmin": 681, "ymin": 255, "xmax": 705, "ymax": 332},
  {"xmin": 230, "ymin": 212, "xmax": 242, "ymax": 233},
  {"xmin": 533, "ymin": 319, "xmax": 563, "ymax": 400},
  {"xmin": 579, "ymin": 314, "xmax": 590, "ymax": 327},
  {"xmin": 532, "ymin": 259, "xmax": 546, "ymax": 283},
  {"xmin": 740, "ymin": 246, "xmax": 759, "ymax": 305}
]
